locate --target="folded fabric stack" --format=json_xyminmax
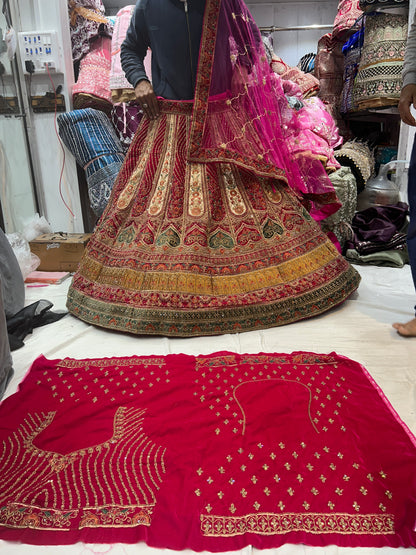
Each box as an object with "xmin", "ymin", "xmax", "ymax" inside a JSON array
[
  {"xmin": 345, "ymin": 201, "xmax": 409, "ymax": 265},
  {"xmin": 321, "ymin": 166, "xmax": 358, "ymax": 249}
]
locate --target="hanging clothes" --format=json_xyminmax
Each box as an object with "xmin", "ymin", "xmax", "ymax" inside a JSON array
[{"xmin": 68, "ymin": 0, "xmax": 113, "ymax": 64}]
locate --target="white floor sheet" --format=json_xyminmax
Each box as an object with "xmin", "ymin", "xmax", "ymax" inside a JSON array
[{"xmin": 1, "ymin": 263, "xmax": 416, "ymax": 555}]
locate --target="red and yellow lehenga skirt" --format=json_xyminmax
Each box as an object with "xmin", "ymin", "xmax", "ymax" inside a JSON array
[{"xmin": 66, "ymin": 100, "xmax": 361, "ymax": 336}]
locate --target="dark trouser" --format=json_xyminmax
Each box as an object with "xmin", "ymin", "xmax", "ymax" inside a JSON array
[{"xmin": 407, "ymin": 137, "xmax": 416, "ymax": 316}]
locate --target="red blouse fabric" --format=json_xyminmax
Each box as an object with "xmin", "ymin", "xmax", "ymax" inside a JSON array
[{"xmin": 0, "ymin": 351, "xmax": 415, "ymax": 549}]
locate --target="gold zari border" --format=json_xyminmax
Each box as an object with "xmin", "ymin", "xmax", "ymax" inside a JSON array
[
  {"xmin": 85, "ymin": 242, "xmax": 337, "ymax": 296},
  {"xmin": 0, "ymin": 503, "xmax": 154, "ymax": 531},
  {"xmin": 200, "ymin": 512, "xmax": 395, "ymax": 537}
]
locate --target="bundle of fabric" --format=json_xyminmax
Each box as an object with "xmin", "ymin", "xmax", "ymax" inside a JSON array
[
  {"xmin": 340, "ymin": 27, "xmax": 365, "ymax": 113},
  {"xmin": 314, "ymin": 34, "xmax": 346, "ymax": 121},
  {"xmin": 280, "ymin": 84, "xmax": 343, "ymax": 175},
  {"xmin": 271, "ymin": 55, "xmax": 320, "ymax": 98},
  {"xmin": 334, "ymin": 139, "xmax": 375, "ymax": 194},
  {"xmin": 68, "ymin": 0, "xmax": 113, "ymax": 64},
  {"xmin": 73, "ymin": 36, "xmax": 113, "ymax": 116},
  {"xmin": 332, "ymin": 0, "xmax": 363, "ymax": 40},
  {"xmin": 0, "ymin": 229, "xmax": 22, "ymax": 400},
  {"xmin": 57, "ymin": 108, "xmax": 125, "ymax": 217},
  {"xmin": 297, "ymin": 52, "xmax": 316, "ymax": 73},
  {"xmin": 261, "ymin": 33, "xmax": 275, "ymax": 65},
  {"xmin": 345, "ymin": 201, "xmax": 409, "ymax": 266},
  {"xmin": 110, "ymin": 103, "xmax": 142, "ymax": 152},
  {"xmin": 353, "ymin": 12, "xmax": 408, "ymax": 111},
  {"xmin": 321, "ymin": 166, "xmax": 358, "ymax": 249}
]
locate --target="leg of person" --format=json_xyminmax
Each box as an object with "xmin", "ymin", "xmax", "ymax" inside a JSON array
[{"xmin": 393, "ymin": 136, "xmax": 416, "ymax": 336}]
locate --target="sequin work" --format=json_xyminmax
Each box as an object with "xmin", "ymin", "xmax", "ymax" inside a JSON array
[
  {"xmin": 66, "ymin": 100, "xmax": 360, "ymax": 336},
  {"xmin": 0, "ymin": 352, "xmax": 415, "ymax": 549}
]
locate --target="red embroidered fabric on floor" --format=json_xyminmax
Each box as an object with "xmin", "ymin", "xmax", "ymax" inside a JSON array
[{"xmin": 0, "ymin": 351, "xmax": 415, "ymax": 549}]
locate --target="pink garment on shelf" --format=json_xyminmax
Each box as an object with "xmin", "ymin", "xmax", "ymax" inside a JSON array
[
  {"xmin": 286, "ymin": 95, "xmax": 343, "ymax": 171},
  {"xmin": 332, "ymin": 0, "xmax": 363, "ymax": 40},
  {"xmin": 72, "ymin": 35, "xmax": 112, "ymax": 104},
  {"xmin": 110, "ymin": 5, "xmax": 152, "ymax": 93}
]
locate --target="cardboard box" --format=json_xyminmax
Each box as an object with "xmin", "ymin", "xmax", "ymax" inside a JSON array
[{"xmin": 29, "ymin": 233, "xmax": 92, "ymax": 272}]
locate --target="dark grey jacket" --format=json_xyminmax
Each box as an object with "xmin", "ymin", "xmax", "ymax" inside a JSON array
[{"xmin": 121, "ymin": 0, "xmax": 206, "ymax": 100}]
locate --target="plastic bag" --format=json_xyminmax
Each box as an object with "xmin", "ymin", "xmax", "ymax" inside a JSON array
[
  {"xmin": 6, "ymin": 232, "xmax": 40, "ymax": 280},
  {"xmin": 22, "ymin": 213, "xmax": 52, "ymax": 242}
]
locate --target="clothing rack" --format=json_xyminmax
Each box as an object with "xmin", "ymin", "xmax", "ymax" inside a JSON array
[{"xmin": 259, "ymin": 24, "xmax": 333, "ymax": 32}]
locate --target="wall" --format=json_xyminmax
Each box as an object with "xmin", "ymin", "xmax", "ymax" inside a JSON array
[
  {"xmin": 0, "ymin": 2, "xmax": 38, "ymax": 233},
  {"xmin": 246, "ymin": 1, "xmax": 338, "ymax": 67},
  {"xmin": 104, "ymin": 0, "xmax": 339, "ymax": 68}
]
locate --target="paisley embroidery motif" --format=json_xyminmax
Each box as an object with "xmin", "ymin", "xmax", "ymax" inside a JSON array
[
  {"xmin": 263, "ymin": 219, "xmax": 284, "ymax": 239},
  {"xmin": 208, "ymin": 230, "xmax": 235, "ymax": 249},
  {"xmin": 156, "ymin": 227, "xmax": 181, "ymax": 248}
]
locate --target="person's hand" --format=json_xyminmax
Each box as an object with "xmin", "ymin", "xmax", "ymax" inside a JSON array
[
  {"xmin": 134, "ymin": 79, "xmax": 159, "ymax": 120},
  {"xmin": 398, "ymin": 83, "xmax": 416, "ymax": 126}
]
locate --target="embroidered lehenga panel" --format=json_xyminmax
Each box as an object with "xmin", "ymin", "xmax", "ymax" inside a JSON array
[
  {"xmin": 66, "ymin": 0, "xmax": 360, "ymax": 336},
  {"xmin": 66, "ymin": 101, "xmax": 359, "ymax": 336},
  {"xmin": 0, "ymin": 352, "xmax": 415, "ymax": 549}
]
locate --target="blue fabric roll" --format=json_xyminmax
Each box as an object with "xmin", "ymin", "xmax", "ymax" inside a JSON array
[{"xmin": 57, "ymin": 108, "xmax": 125, "ymax": 216}]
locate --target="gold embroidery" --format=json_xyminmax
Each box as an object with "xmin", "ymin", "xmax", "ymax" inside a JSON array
[
  {"xmin": 148, "ymin": 116, "xmax": 176, "ymax": 216},
  {"xmin": 221, "ymin": 164, "xmax": 247, "ymax": 216},
  {"xmin": 201, "ymin": 512, "xmax": 395, "ymax": 537},
  {"xmin": 1, "ymin": 408, "xmax": 166, "ymax": 531},
  {"xmin": 117, "ymin": 121, "xmax": 158, "ymax": 210}
]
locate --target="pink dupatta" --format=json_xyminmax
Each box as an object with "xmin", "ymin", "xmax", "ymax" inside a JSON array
[{"xmin": 188, "ymin": 0, "xmax": 341, "ymax": 220}]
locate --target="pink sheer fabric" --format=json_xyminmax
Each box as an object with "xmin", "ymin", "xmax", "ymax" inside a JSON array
[
  {"xmin": 286, "ymin": 94, "xmax": 343, "ymax": 171},
  {"xmin": 0, "ymin": 351, "xmax": 415, "ymax": 548},
  {"xmin": 189, "ymin": 0, "xmax": 341, "ymax": 220}
]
